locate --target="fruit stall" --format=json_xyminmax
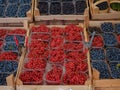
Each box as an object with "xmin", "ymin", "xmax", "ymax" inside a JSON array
[{"xmin": 0, "ymin": 0, "xmax": 120, "ymax": 90}]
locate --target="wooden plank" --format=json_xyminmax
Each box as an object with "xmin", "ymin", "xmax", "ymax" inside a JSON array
[
  {"xmin": 0, "ymin": 86, "xmax": 14, "ymax": 90},
  {"xmin": 17, "ymin": 85, "xmax": 90, "ymax": 90}
]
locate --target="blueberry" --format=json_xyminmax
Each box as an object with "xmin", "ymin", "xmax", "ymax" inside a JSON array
[
  {"xmin": 18, "ymin": 4, "xmax": 31, "ymax": 17},
  {"xmin": 0, "ymin": 5, "xmax": 5, "ymax": 17},
  {"xmin": 102, "ymin": 33, "xmax": 117, "ymax": 46},
  {"xmin": 115, "ymin": 23, "xmax": 120, "ymax": 34},
  {"xmin": 62, "ymin": 2, "xmax": 74, "ymax": 14},
  {"xmin": 0, "ymin": 0, "xmax": 6, "ymax": 4},
  {"xmin": 109, "ymin": 62, "xmax": 120, "ymax": 79},
  {"xmin": 50, "ymin": 2, "xmax": 61, "ymax": 14},
  {"xmin": 5, "ymin": 4, "xmax": 18, "ymax": 17},
  {"xmin": 92, "ymin": 61, "xmax": 110, "ymax": 79},
  {"xmin": 2, "ymin": 74, "xmax": 9, "ymax": 85},
  {"xmin": 8, "ymin": 0, "xmax": 19, "ymax": 4},
  {"xmin": 19, "ymin": 0, "xmax": 31, "ymax": 4},
  {"xmin": 76, "ymin": 1, "xmax": 87, "ymax": 14},
  {"xmin": 96, "ymin": 1, "xmax": 108, "ymax": 10},
  {"xmin": 0, "ymin": 74, "xmax": 3, "ymax": 85},
  {"xmin": 5, "ymin": 61, "xmax": 18, "ymax": 73},
  {"xmin": 106, "ymin": 47, "xmax": 120, "ymax": 61},
  {"xmin": 101, "ymin": 23, "xmax": 114, "ymax": 33},
  {"xmin": 90, "ymin": 48, "xmax": 105, "ymax": 61},
  {"xmin": 38, "ymin": 2, "xmax": 48, "ymax": 15},
  {"xmin": 5, "ymin": 35, "xmax": 25, "ymax": 43},
  {"xmin": 3, "ymin": 43, "xmax": 18, "ymax": 51},
  {"xmin": 0, "ymin": 61, "xmax": 5, "ymax": 73}
]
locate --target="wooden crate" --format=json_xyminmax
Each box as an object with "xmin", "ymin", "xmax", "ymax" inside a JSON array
[
  {"xmin": 89, "ymin": 0, "xmax": 120, "ymax": 20},
  {"xmin": 0, "ymin": 20, "xmax": 29, "ymax": 90},
  {"xmin": 15, "ymin": 21, "xmax": 93, "ymax": 90},
  {"xmin": 0, "ymin": 0, "xmax": 34, "ymax": 22},
  {"xmin": 86, "ymin": 21, "xmax": 120, "ymax": 90},
  {"xmin": 34, "ymin": 0, "xmax": 89, "ymax": 21}
]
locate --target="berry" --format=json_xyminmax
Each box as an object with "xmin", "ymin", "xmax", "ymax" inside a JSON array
[
  {"xmin": 92, "ymin": 61, "xmax": 110, "ymax": 79},
  {"xmin": 106, "ymin": 47, "xmax": 120, "ymax": 61},
  {"xmin": 19, "ymin": 0, "xmax": 31, "ymax": 4},
  {"xmin": 62, "ymin": 2, "xmax": 74, "ymax": 14},
  {"xmin": 102, "ymin": 33, "xmax": 117, "ymax": 46},
  {"xmin": 0, "ymin": 61, "xmax": 5, "ymax": 73},
  {"xmin": 3, "ymin": 43, "xmax": 18, "ymax": 51},
  {"xmin": 51, "ymin": 27, "xmax": 64, "ymax": 37},
  {"xmin": 88, "ymin": 27, "xmax": 102, "ymax": 34},
  {"xmin": 115, "ymin": 23, "xmax": 120, "ymax": 34},
  {"xmin": 0, "ymin": 29, "xmax": 7, "ymax": 39},
  {"xmin": 32, "ymin": 25, "xmax": 50, "ymax": 33},
  {"xmin": 50, "ymin": 49, "xmax": 65, "ymax": 64},
  {"xmin": 90, "ymin": 48, "xmax": 105, "ymax": 61},
  {"xmin": 20, "ymin": 70, "xmax": 44, "ymax": 84},
  {"xmin": 8, "ymin": 29, "xmax": 26, "ymax": 35},
  {"xmin": 117, "ymin": 34, "xmax": 120, "ymax": 43},
  {"xmin": 8, "ymin": 0, "xmax": 19, "ymax": 4},
  {"xmin": 96, "ymin": 1, "xmax": 108, "ymax": 10},
  {"xmin": 50, "ymin": 2, "xmax": 61, "ymax": 15},
  {"xmin": 0, "ymin": 40, "xmax": 3, "ymax": 48},
  {"xmin": 63, "ymin": 72, "xmax": 87, "ymax": 85},
  {"xmin": 109, "ymin": 62, "xmax": 120, "ymax": 79},
  {"xmin": 91, "ymin": 35, "xmax": 104, "ymax": 47},
  {"xmin": 64, "ymin": 42, "xmax": 83, "ymax": 51},
  {"xmin": 66, "ymin": 51, "xmax": 87, "ymax": 62},
  {"xmin": 0, "ymin": 0, "xmax": 6, "ymax": 4},
  {"xmin": 46, "ymin": 66, "xmax": 62, "ymax": 84},
  {"xmin": 5, "ymin": 4, "xmax": 18, "ymax": 17},
  {"xmin": 76, "ymin": 1, "xmax": 87, "ymax": 14},
  {"xmin": 18, "ymin": 4, "xmax": 31, "ymax": 17},
  {"xmin": 38, "ymin": 2, "xmax": 48, "ymax": 15},
  {"xmin": 101, "ymin": 23, "xmax": 114, "ymax": 33},
  {"xmin": 31, "ymin": 33, "xmax": 50, "ymax": 41},
  {"xmin": 24, "ymin": 59, "xmax": 46, "ymax": 70},
  {"xmin": 62, "ymin": 0, "xmax": 73, "ymax": 1},
  {"xmin": 0, "ymin": 5, "xmax": 5, "ymax": 17},
  {"xmin": 50, "ymin": 37, "xmax": 64, "ymax": 49},
  {"xmin": 5, "ymin": 35, "xmax": 25, "ymax": 43}
]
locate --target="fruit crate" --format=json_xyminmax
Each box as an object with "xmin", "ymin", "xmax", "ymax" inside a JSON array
[
  {"xmin": 89, "ymin": 0, "xmax": 120, "ymax": 20},
  {"xmin": 0, "ymin": 20, "xmax": 29, "ymax": 90},
  {"xmin": 16, "ymin": 21, "xmax": 93, "ymax": 90},
  {"xmin": 86, "ymin": 21, "xmax": 120, "ymax": 90},
  {"xmin": 0, "ymin": 0, "xmax": 34, "ymax": 22},
  {"xmin": 34, "ymin": 0, "xmax": 89, "ymax": 21}
]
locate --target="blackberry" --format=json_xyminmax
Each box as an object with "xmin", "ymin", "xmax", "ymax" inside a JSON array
[
  {"xmin": 62, "ymin": 2, "xmax": 74, "ymax": 14},
  {"xmin": 0, "ymin": 5, "xmax": 5, "ymax": 17},
  {"xmin": 102, "ymin": 33, "xmax": 117, "ymax": 47},
  {"xmin": 90, "ymin": 48, "xmax": 105, "ymax": 61},
  {"xmin": 92, "ymin": 61, "xmax": 110, "ymax": 79},
  {"xmin": 88, "ymin": 26, "xmax": 102, "ymax": 34},
  {"xmin": 5, "ymin": 4, "xmax": 18, "ymax": 17},
  {"xmin": 106, "ymin": 47, "xmax": 120, "ymax": 61},
  {"xmin": 76, "ymin": 0, "xmax": 87, "ymax": 14},
  {"xmin": 19, "ymin": 0, "xmax": 31, "ymax": 4},
  {"xmin": 101, "ymin": 23, "xmax": 114, "ymax": 33},
  {"xmin": 8, "ymin": 0, "xmax": 19, "ymax": 4},
  {"xmin": 18, "ymin": 4, "xmax": 31, "ymax": 17},
  {"xmin": 115, "ymin": 23, "xmax": 120, "ymax": 34},
  {"xmin": 38, "ymin": 2, "xmax": 49, "ymax": 15},
  {"xmin": 96, "ymin": 1, "xmax": 108, "ymax": 10},
  {"xmin": 50, "ymin": 2, "xmax": 61, "ymax": 14},
  {"xmin": 0, "ymin": 0, "xmax": 6, "ymax": 4},
  {"xmin": 109, "ymin": 62, "xmax": 120, "ymax": 79}
]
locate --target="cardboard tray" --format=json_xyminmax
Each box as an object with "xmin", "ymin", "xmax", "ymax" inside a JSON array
[
  {"xmin": 89, "ymin": 0, "xmax": 120, "ymax": 20},
  {"xmin": 86, "ymin": 21, "xmax": 120, "ymax": 90},
  {"xmin": 34, "ymin": 0, "xmax": 89, "ymax": 21},
  {"xmin": 0, "ymin": 20, "xmax": 29, "ymax": 90},
  {"xmin": 15, "ymin": 20, "xmax": 93, "ymax": 90}
]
